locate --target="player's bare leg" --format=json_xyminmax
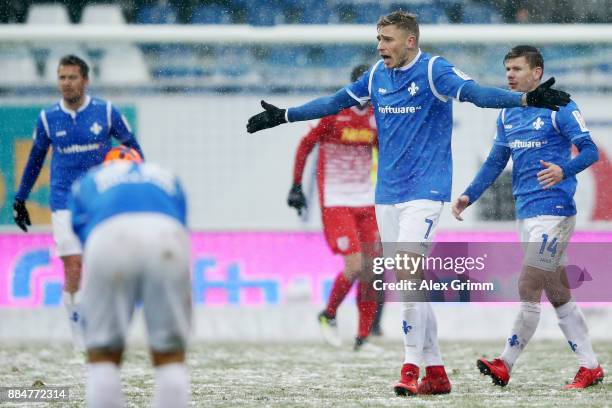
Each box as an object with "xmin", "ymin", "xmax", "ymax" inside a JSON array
[
  {"xmin": 61, "ymin": 254, "xmax": 85, "ymax": 351},
  {"xmin": 86, "ymin": 349, "xmax": 125, "ymax": 408},
  {"xmin": 318, "ymin": 252, "xmax": 363, "ymax": 347},
  {"xmin": 151, "ymin": 350, "xmax": 189, "ymax": 408},
  {"xmin": 545, "ymin": 266, "xmax": 603, "ymax": 389}
]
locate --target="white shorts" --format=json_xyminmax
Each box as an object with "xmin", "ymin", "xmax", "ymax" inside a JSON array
[
  {"xmin": 519, "ymin": 215, "xmax": 575, "ymax": 272},
  {"xmin": 375, "ymin": 199, "xmax": 444, "ymax": 256},
  {"xmin": 81, "ymin": 213, "xmax": 192, "ymax": 352},
  {"xmin": 52, "ymin": 210, "xmax": 82, "ymax": 257}
]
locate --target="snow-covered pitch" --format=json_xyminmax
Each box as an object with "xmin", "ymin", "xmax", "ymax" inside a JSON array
[{"xmin": 1, "ymin": 339, "xmax": 609, "ymax": 407}]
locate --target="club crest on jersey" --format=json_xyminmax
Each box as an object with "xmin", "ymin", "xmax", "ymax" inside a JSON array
[
  {"xmin": 533, "ymin": 117, "xmax": 544, "ymax": 130},
  {"xmin": 407, "ymin": 82, "xmax": 419, "ymax": 96},
  {"xmin": 90, "ymin": 121, "xmax": 103, "ymax": 135}
]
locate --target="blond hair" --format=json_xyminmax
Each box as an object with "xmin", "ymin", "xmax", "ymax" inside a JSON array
[{"xmin": 377, "ymin": 11, "xmax": 419, "ymax": 41}]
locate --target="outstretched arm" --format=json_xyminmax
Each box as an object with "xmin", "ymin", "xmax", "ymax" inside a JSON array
[
  {"xmin": 452, "ymin": 143, "xmax": 511, "ymax": 220},
  {"xmin": 246, "ymin": 89, "xmax": 358, "ymax": 133},
  {"xmin": 459, "ymin": 78, "xmax": 571, "ymax": 111}
]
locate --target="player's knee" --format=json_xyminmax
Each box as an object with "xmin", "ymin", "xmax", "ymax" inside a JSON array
[{"xmin": 151, "ymin": 350, "xmax": 185, "ymax": 367}]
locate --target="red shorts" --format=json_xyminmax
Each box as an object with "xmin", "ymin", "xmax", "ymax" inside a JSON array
[{"xmin": 322, "ymin": 206, "xmax": 379, "ymax": 256}]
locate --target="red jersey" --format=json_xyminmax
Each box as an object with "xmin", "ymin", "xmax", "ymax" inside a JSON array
[{"xmin": 292, "ymin": 106, "xmax": 377, "ymax": 208}]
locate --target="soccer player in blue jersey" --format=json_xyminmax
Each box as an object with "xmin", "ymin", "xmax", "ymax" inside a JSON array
[
  {"xmin": 69, "ymin": 147, "xmax": 191, "ymax": 408},
  {"xmin": 247, "ymin": 11, "xmax": 570, "ymax": 396},
  {"xmin": 452, "ymin": 45, "xmax": 603, "ymax": 390},
  {"xmin": 12, "ymin": 55, "xmax": 144, "ymax": 350}
]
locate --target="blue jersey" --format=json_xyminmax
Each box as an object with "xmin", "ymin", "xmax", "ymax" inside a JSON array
[
  {"xmin": 495, "ymin": 101, "xmax": 591, "ymax": 218},
  {"xmin": 346, "ymin": 50, "xmax": 473, "ymax": 204},
  {"xmin": 16, "ymin": 96, "xmax": 137, "ymax": 210},
  {"xmin": 69, "ymin": 162, "xmax": 187, "ymax": 244}
]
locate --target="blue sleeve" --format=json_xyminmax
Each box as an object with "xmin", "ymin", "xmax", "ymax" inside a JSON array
[
  {"xmin": 175, "ymin": 178, "xmax": 188, "ymax": 227},
  {"xmin": 346, "ymin": 65, "xmax": 374, "ymax": 104},
  {"xmin": 15, "ymin": 114, "xmax": 51, "ymax": 201},
  {"xmin": 109, "ymin": 105, "xmax": 144, "ymax": 159},
  {"xmin": 463, "ymin": 129, "xmax": 512, "ymax": 204},
  {"xmin": 68, "ymin": 177, "xmax": 88, "ymax": 242},
  {"xmin": 555, "ymin": 102, "xmax": 598, "ymax": 177},
  {"xmin": 561, "ymin": 137, "xmax": 599, "ymax": 178},
  {"xmin": 286, "ymin": 88, "xmax": 359, "ymax": 122},
  {"xmin": 431, "ymin": 57, "xmax": 474, "ymax": 100},
  {"xmin": 459, "ymin": 81, "xmax": 524, "ymax": 108}
]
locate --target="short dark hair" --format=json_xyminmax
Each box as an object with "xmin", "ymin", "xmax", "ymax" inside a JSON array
[
  {"xmin": 377, "ymin": 10, "xmax": 419, "ymax": 41},
  {"xmin": 58, "ymin": 54, "xmax": 89, "ymax": 79},
  {"xmin": 351, "ymin": 64, "xmax": 370, "ymax": 82},
  {"xmin": 503, "ymin": 45, "xmax": 544, "ymax": 73}
]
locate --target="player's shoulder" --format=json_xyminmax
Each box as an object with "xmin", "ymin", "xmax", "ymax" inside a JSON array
[
  {"xmin": 558, "ymin": 99, "xmax": 580, "ymax": 113},
  {"xmin": 90, "ymin": 96, "xmax": 109, "ymax": 106},
  {"xmin": 41, "ymin": 101, "xmax": 62, "ymax": 118}
]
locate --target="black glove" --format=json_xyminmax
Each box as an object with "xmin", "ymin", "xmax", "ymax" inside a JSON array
[
  {"xmin": 287, "ymin": 183, "xmax": 307, "ymax": 216},
  {"xmin": 246, "ymin": 100, "xmax": 287, "ymax": 133},
  {"xmin": 525, "ymin": 77, "xmax": 571, "ymax": 111},
  {"xmin": 13, "ymin": 200, "xmax": 31, "ymax": 232}
]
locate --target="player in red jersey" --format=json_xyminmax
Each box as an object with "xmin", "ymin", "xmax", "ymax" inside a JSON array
[{"xmin": 288, "ymin": 65, "xmax": 381, "ymax": 351}]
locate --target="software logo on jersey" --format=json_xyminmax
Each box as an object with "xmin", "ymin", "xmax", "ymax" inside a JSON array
[
  {"xmin": 508, "ymin": 139, "xmax": 546, "ymax": 149},
  {"xmin": 533, "ymin": 117, "xmax": 544, "ymax": 130},
  {"xmin": 407, "ymin": 82, "xmax": 419, "ymax": 96},
  {"xmin": 378, "ymin": 105, "xmax": 422, "ymax": 114}
]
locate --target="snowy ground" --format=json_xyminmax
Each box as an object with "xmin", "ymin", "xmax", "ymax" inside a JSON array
[{"xmin": 1, "ymin": 339, "xmax": 610, "ymax": 407}]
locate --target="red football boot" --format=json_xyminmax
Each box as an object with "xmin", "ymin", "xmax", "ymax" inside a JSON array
[
  {"xmin": 394, "ymin": 363, "xmax": 419, "ymax": 396},
  {"xmin": 564, "ymin": 365, "xmax": 604, "ymax": 389},
  {"xmin": 477, "ymin": 358, "xmax": 510, "ymax": 387},
  {"xmin": 418, "ymin": 365, "xmax": 452, "ymax": 395}
]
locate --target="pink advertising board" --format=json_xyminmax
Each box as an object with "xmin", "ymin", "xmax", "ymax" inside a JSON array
[{"xmin": 1, "ymin": 231, "xmax": 611, "ymax": 308}]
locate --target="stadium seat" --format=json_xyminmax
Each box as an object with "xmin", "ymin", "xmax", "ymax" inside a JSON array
[
  {"xmin": 98, "ymin": 46, "xmax": 150, "ymax": 86},
  {"xmin": 81, "ymin": 4, "xmax": 126, "ymax": 25},
  {"xmin": 136, "ymin": 4, "xmax": 177, "ymax": 24},
  {"xmin": 354, "ymin": 3, "xmax": 388, "ymax": 24},
  {"xmin": 150, "ymin": 45, "xmax": 207, "ymax": 81},
  {"xmin": 247, "ymin": 2, "xmax": 283, "ymax": 26},
  {"xmin": 26, "ymin": 3, "xmax": 70, "ymax": 25},
  {"xmin": 461, "ymin": 3, "xmax": 502, "ymax": 24},
  {"xmin": 392, "ymin": 2, "xmax": 449, "ymax": 24},
  {"xmin": 191, "ymin": 4, "xmax": 232, "ymax": 24},
  {"xmin": 300, "ymin": 3, "xmax": 339, "ymax": 24},
  {"xmin": 0, "ymin": 46, "xmax": 39, "ymax": 86}
]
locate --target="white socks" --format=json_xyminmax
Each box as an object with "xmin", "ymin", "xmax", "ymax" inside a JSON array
[
  {"xmin": 86, "ymin": 362, "xmax": 189, "ymax": 408},
  {"xmin": 153, "ymin": 363, "xmax": 190, "ymax": 408},
  {"xmin": 87, "ymin": 362, "xmax": 124, "ymax": 408},
  {"xmin": 401, "ymin": 302, "xmax": 425, "ymax": 365},
  {"xmin": 501, "ymin": 302, "xmax": 541, "ymax": 371},
  {"xmin": 555, "ymin": 301, "xmax": 598, "ymax": 369},
  {"xmin": 422, "ymin": 303, "xmax": 444, "ymax": 367},
  {"xmin": 63, "ymin": 290, "xmax": 85, "ymax": 351}
]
